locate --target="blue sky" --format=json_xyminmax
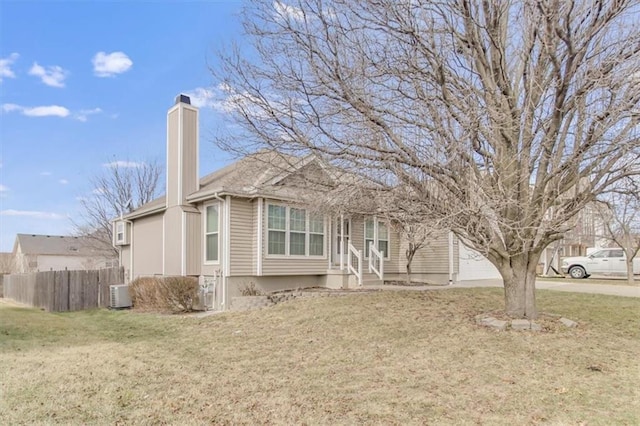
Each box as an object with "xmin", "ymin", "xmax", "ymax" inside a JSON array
[{"xmin": 0, "ymin": 0, "xmax": 245, "ymax": 252}]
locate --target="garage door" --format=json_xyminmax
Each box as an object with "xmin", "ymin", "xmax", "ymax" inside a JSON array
[{"xmin": 458, "ymin": 244, "xmax": 501, "ymax": 281}]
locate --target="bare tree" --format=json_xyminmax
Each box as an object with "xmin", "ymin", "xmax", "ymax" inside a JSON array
[
  {"xmin": 214, "ymin": 0, "xmax": 640, "ymax": 318},
  {"xmin": 75, "ymin": 160, "xmax": 162, "ymax": 256},
  {"xmin": 595, "ymin": 178, "xmax": 640, "ymax": 284}
]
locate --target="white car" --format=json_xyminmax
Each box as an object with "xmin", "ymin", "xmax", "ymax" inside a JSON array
[{"xmin": 561, "ymin": 248, "xmax": 640, "ymax": 279}]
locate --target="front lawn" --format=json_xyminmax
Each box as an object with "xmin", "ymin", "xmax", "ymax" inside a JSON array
[{"xmin": 1, "ymin": 288, "xmax": 638, "ymax": 425}]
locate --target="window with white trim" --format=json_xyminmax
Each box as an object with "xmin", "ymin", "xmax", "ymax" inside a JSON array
[
  {"xmin": 266, "ymin": 203, "xmax": 324, "ymax": 256},
  {"xmin": 205, "ymin": 204, "xmax": 220, "ymax": 262},
  {"xmin": 116, "ymin": 222, "xmax": 125, "ymax": 243},
  {"xmin": 267, "ymin": 204, "xmax": 286, "ymax": 255},
  {"xmin": 309, "ymin": 214, "xmax": 324, "ymax": 256},
  {"xmin": 364, "ymin": 217, "xmax": 390, "ymax": 259}
]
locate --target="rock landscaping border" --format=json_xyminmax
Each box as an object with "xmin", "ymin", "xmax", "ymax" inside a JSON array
[
  {"xmin": 475, "ymin": 313, "xmax": 578, "ymax": 331},
  {"xmin": 231, "ymin": 288, "xmax": 377, "ymax": 311}
]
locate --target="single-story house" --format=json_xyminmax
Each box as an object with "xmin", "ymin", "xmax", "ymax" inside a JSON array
[
  {"xmin": 11, "ymin": 233, "xmax": 116, "ymax": 273},
  {"xmin": 114, "ymin": 95, "xmax": 500, "ymax": 310}
]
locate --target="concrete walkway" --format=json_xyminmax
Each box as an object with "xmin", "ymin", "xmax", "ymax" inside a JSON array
[{"xmin": 366, "ymin": 279, "xmax": 640, "ymax": 298}]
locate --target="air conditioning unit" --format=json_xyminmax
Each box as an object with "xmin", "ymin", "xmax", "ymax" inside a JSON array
[{"xmin": 110, "ymin": 284, "xmax": 132, "ymax": 308}]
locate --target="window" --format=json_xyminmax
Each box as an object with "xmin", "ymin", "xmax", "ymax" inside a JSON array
[
  {"xmin": 114, "ymin": 221, "xmax": 129, "ymax": 245},
  {"xmin": 609, "ymin": 250, "xmax": 624, "ymax": 258},
  {"xmin": 364, "ymin": 217, "xmax": 390, "ymax": 259},
  {"xmin": 365, "ymin": 218, "xmax": 375, "ymax": 258},
  {"xmin": 289, "ymin": 208, "xmax": 306, "ymax": 255},
  {"xmin": 309, "ymin": 214, "xmax": 324, "ymax": 256},
  {"xmin": 378, "ymin": 221, "xmax": 389, "ymax": 257},
  {"xmin": 205, "ymin": 204, "xmax": 219, "ymax": 262},
  {"xmin": 268, "ymin": 204, "xmax": 286, "ymax": 255},
  {"xmin": 116, "ymin": 222, "xmax": 124, "ymax": 242},
  {"xmin": 266, "ymin": 203, "xmax": 324, "ymax": 256}
]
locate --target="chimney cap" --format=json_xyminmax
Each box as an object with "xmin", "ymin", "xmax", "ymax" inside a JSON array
[{"xmin": 175, "ymin": 94, "xmax": 191, "ymax": 105}]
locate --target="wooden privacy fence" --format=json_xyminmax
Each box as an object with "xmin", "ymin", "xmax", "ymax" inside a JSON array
[{"xmin": 3, "ymin": 267, "xmax": 124, "ymax": 312}]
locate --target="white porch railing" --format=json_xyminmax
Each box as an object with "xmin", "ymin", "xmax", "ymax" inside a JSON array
[
  {"xmin": 347, "ymin": 242, "xmax": 363, "ymax": 286},
  {"xmin": 368, "ymin": 243, "xmax": 384, "ymax": 280}
]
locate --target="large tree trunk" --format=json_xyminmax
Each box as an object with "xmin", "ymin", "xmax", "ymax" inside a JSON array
[
  {"xmin": 499, "ymin": 253, "xmax": 540, "ymax": 319},
  {"xmin": 627, "ymin": 259, "xmax": 635, "ymax": 286}
]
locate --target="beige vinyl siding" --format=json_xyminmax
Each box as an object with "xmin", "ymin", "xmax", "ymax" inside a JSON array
[
  {"xmin": 384, "ymin": 227, "xmax": 401, "ymax": 274},
  {"xmin": 253, "ymin": 200, "xmax": 259, "ymax": 275},
  {"xmin": 397, "ymin": 229, "xmax": 456, "ymax": 274},
  {"xmin": 185, "ymin": 211, "xmax": 201, "ymax": 276},
  {"xmin": 132, "ymin": 213, "xmax": 163, "ymax": 278},
  {"xmin": 166, "ymin": 109, "xmax": 180, "ymax": 207},
  {"xmin": 163, "ymin": 207, "xmax": 182, "ymax": 276},
  {"xmin": 181, "ymin": 108, "xmax": 198, "ymax": 198},
  {"xmin": 229, "ymin": 198, "xmax": 255, "ymax": 276}
]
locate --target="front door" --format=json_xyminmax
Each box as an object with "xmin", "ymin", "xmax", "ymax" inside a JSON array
[{"xmin": 332, "ymin": 218, "xmax": 351, "ymax": 266}]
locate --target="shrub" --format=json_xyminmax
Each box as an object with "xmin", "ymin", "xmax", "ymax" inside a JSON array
[
  {"xmin": 129, "ymin": 276, "xmax": 200, "ymax": 313},
  {"xmin": 129, "ymin": 277, "xmax": 163, "ymax": 311},
  {"xmin": 240, "ymin": 282, "xmax": 263, "ymax": 296},
  {"xmin": 158, "ymin": 276, "xmax": 199, "ymax": 313}
]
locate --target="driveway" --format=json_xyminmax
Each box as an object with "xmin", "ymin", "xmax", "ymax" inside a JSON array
[
  {"xmin": 367, "ymin": 279, "xmax": 640, "ymax": 298},
  {"xmin": 456, "ymin": 279, "xmax": 640, "ymax": 297}
]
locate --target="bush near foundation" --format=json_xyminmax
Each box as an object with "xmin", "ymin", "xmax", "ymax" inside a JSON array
[{"xmin": 129, "ymin": 276, "xmax": 199, "ymax": 313}]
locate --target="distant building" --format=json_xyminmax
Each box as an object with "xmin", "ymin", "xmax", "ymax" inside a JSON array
[{"xmin": 11, "ymin": 234, "xmax": 116, "ymax": 273}]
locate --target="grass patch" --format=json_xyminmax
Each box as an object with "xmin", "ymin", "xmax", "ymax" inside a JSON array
[{"xmin": 1, "ymin": 288, "xmax": 639, "ymax": 425}]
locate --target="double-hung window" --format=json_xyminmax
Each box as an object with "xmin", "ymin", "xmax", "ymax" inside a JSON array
[
  {"xmin": 205, "ymin": 203, "xmax": 220, "ymax": 262},
  {"xmin": 309, "ymin": 215, "xmax": 324, "ymax": 256},
  {"xmin": 364, "ymin": 217, "xmax": 390, "ymax": 259},
  {"xmin": 289, "ymin": 208, "xmax": 306, "ymax": 255},
  {"xmin": 267, "ymin": 203, "xmax": 325, "ymax": 256},
  {"xmin": 267, "ymin": 204, "xmax": 287, "ymax": 255}
]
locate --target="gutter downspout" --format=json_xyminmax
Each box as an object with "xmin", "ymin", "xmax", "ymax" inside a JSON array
[{"xmin": 212, "ymin": 193, "xmax": 227, "ymax": 311}]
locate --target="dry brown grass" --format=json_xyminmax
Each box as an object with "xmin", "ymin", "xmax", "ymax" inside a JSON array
[{"xmin": 1, "ymin": 288, "xmax": 639, "ymax": 425}]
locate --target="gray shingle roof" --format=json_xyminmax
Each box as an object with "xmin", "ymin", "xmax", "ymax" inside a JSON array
[
  {"xmin": 124, "ymin": 151, "xmax": 318, "ymax": 219},
  {"xmin": 15, "ymin": 234, "xmax": 106, "ymax": 256}
]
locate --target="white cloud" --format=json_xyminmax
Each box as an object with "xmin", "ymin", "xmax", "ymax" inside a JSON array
[
  {"xmin": 58, "ymin": 179, "xmax": 69, "ymax": 185},
  {"xmin": 0, "ymin": 184, "xmax": 9, "ymax": 195},
  {"xmin": 28, "ymin": 62, "xmax": 68, "ymax": 88},
  {"xmin": 0, "ymin": 209, "xmax": 65, "ymax": 219},
  {"xmin": 2, "ymin": 103, "xmax": 21, "ymax": 113},
  {"xmin": 274, "ymin": 1, "xmax": 304, "ymax": 21},
  {"xmin": 102, "ymin": 160, "xmax": 143, "ymax": 168},
  {"xmin": 2, "ymin": 104, "xmax": 102, "ymax": 121},
  {"xmin": 184, "ymin": 87, "xmax": 216, "ymax": 108},
  {"xmin": 1, "ymin": 103, "xmax": 70, "ymax": 118},
  {"xmin": 40, "ymin": 171, "xmax": 52, "ymax": 176},
  {"xmin": 23, "ymin": 105, "xmax": 70, "ymax": 117},
  {"xmin": 92, "ymin": 51, "xmax": 133, "ymax": 77},
  {"xmin": 0, "ymin": 53, "xmax": 19, "ymax": 82},
  {"xmin": 74, "ymin": 107, "xmax": 102, "ymax": 122}
]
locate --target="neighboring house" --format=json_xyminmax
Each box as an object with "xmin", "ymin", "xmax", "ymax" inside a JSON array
[
  {"xmin": 0, "ymin": 252, "xmax": 14, "ymax": 274},
  {"xmin": 11, "ymin": 234, "xmax": 116, "ymax": 273},
  {"xmin": 115, "ymin": 95, "xmax": 499, "ymax": 310}
]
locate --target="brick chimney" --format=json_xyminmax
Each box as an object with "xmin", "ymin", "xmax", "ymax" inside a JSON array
[{"xmin": 166, "ymin": 94, "xmax": 199, "ymax": 207}]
